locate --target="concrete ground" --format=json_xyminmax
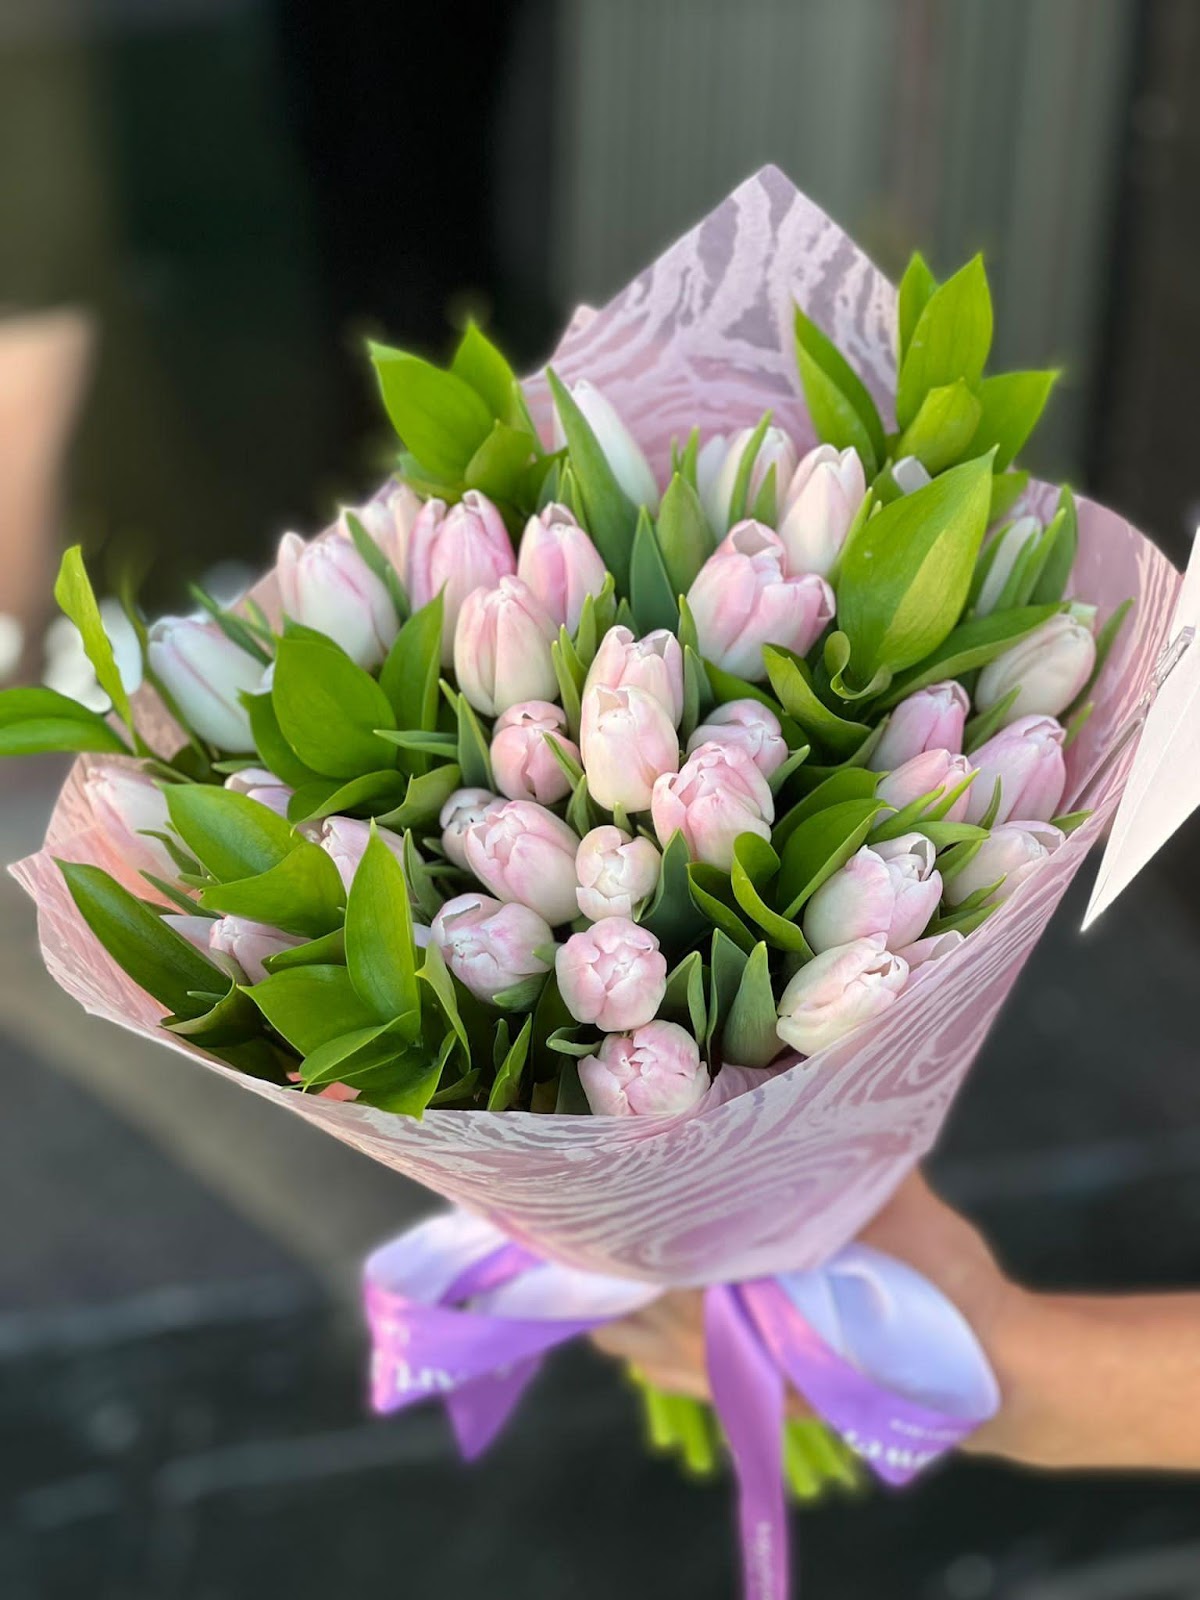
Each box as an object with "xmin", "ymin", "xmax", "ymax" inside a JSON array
[{"xmin": 2, "ymin": 761, "xmax": 1200, "ymax": 1599}]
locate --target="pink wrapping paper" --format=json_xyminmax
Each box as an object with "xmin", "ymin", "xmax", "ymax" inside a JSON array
[{"xmin": 11, "ymin": 167, "xmax": 1180, "ymax": 1287}]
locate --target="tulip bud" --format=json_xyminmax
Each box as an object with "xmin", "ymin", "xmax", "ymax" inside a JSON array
[
  {"xmin": 463, "ymin": 800, "xmax": 581, "ymax": 926},
  {"xmin": 430, "ymin": 891, "xmax": 553, "ymax": 1003},
  {"xmin": 803, "ymin": 833, "xmax": 941, "ymax": 954},
  {"xmin": 575, "ymin": 825, "xmax": 661, "ymax": 920},
  {"xmin": 317, "ymin": 816, "xmax": 407, "ymax": 891},
  {"xmin": 975, "ymin": 515, "xmax": 1042, "ymax": 616},
  {"xmin": 275, "ymin": 531, "xmax": 398, "ymax": 670},
  {"xmin": 890, "ymin": 455, "xmax": 931, "ymax": 495},
  {"xmin": 686, "ymin": 522, "xmax": 834, "ymax": 682},
  {"xmin": 651, "ymin": 740, "xmax": 774, "ymax": 870},
  {"xmin": 584, "ymin": 625, "xmax": 684, "ymax": 725},
  {"xmin": 580, "ymin": 684, "xmax": 679, "ymax": 813},
  {"xmin": 975, "ymin": 613, "xmax": 1096, "ymax": 724},
  {"xmin": 778, "ymin": 444, "xmax": 866, "ymax": 576},
  {"xmin": 147, "ymin": 617, "xmax": 263, "ymax": 752},
  {"xmin": 454, "ymin": 576, "xmax": 559, "ymax": 717},
  {"xmin": 964, "ymin": 714, "xmax": 1067, "ymax": 826},
  {"xmin": 555, "ymin": 917, "xmax": 667, "ymax": 1032},
  {"xmin": 900, "ymin": 929, "xmax": 965, "ymax": 981},
  {"xmin": 704, "ymin": 425, "xmax": 798, "ymax": 530},
  {"xmin": 686, "ymin": 698, "xmax": 788, "ymax": 780},
  {"xmin": 876, "ymin": 748, "xmax": 975, "ymax": 823},
  {"xmin": 408, "ymin": 492, "xmax": 517, "ymax": 663},
  {"xmin": 208, "ymin": 915, "xmax": 303, "ymax": 984},
  {"xmin": 223, "ymin": 766, "xmax": 292, "ymax": 816},
  {"xmin": 869, "ymin": 682, "xmax": 970, "ymax": 771},
  {"xmin": 943, "ymin": 820, "xmax": 1065, "ymax": 909},
  {"xmin": 516, "ymin": 503, "xmax": 608, "ymax": 634},
  {"xmin": 439, "ymin": 787, "xmax": 504, "ymax": 871},
  {"xmin": 340, "ymin": 480, "xmax": 422, "ymax": 588},
  {"xmin": 85, "ymin": 765, "xmax": 175, "ymax": 875},
  {"xmin": 490, "ymin": 700, "xmax": 579, "ymax": 805},
  {"xmin": 578, "ymin": 1020, "xmax": 707, "ymax": 1117},
  {"xmin": 553, "ymin": 379, "xmax": 659, "ymax": 510},
  {"xmin": 776, "ymin": 935, "xmax": 909, "ymax": 1056}
]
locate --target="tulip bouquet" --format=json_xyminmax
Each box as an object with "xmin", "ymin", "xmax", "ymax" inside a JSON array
[{"xmin": 4, "ymin": 171, "xmax": 1181, "ymax": 1589}]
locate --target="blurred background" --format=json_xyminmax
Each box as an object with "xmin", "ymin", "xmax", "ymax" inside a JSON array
[{"xmin": 3, "ymin": 1, "xmax": 1200, "ymax": 1595}]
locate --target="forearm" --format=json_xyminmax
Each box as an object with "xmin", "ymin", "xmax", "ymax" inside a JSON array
[{"xmin": 971, "ymin": 1286, "xmax": 1200, "ymax": 1470}]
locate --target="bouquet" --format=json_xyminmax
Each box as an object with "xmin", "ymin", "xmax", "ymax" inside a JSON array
[{"xmin": 4, "ymin": 169, "xmax": 1181, "ymax": 1594}]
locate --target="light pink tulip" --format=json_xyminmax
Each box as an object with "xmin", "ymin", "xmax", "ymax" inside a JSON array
[
  {"xmin": 430, "ymin": 892, "xmax": 553, "ymax": 1003},
  {"xmin": 974, "ymin": 515, "xmax": 1042, "ymax": 616},
  {"xmin": 876, "ymin": 748, "xmax": 976, "ymax": 823},
  {"xmin": 408, "ymin": 491, "xmax": 516, "ymax": 663},
  {"xmin": 439, "ymin": 787, "xmax": 503, "ymax": 871},
  {"xmin": 651, "ymin": 740, "xmax": 774, "ymax": 870},
  {"xmin": 686, "ymin": 698, "xmax": 788, "ymax": 780},
  {"xmin": 552, "ymin": 380, "xmax": 659, "ymax": 510},
  {"xmin": 463, "ymin": 800, "xmax": 581, "ymax": 925},
  {"xmin": 224, "ymin": 766, "xmax": 292, "ymax": 816},
  {"xmin": 686, "ymin": 521, "xmax": 834, "ymax": 681},
  {"xmin": 578, "ymin": 1020, "xmax": 707, "ymax": 1116},
  {"xmin": 490, "ymin": 701, "xmax": 579, "ymax": 805},
  {"xmin": 85, "ymin": 765, "xmax": 174, "ymax": 875},
  {"xmin": 775, "ymin": 935, "xmax": 909, "ymax": 1056},
  {"xmin": 208, "ymin": 916, "xmax": 303, "ymax": 984},
  {"xmin": 585, "ymin": 626, "xmax": 684, "ymax": 725},
  {"xmin": 778, "ymin": 444, "xmax": 866, "ymax": 576},
  {"xmin": 516, "ymin": 503, "xmax": 607, "ymax": 633},
  {"xmin": 555, "ymin": 917, "xmax": 667, "ymax": 1032},
  {"xmin": 275, "ymin": 531, "xmax": 398, "ymax": 670},
  {"xmin": 964, "ymin": 714, "xmax": 1066, "ymax": 826},
  {"xmin": 340, "ymin": 480, "xmax": 422, "ymax": 587},
  {"xmin": 317, "ymin": 816, "xmax": 406, "ymax": 891},
  {"xmin": 580, "ymin": 684, "xmax": 679, "ymax": 813},
  {"xmin": 454, "ymin": 577, "xmax": 559, "ymax": 717},
  {"xmin": 702, "ymin": 425, "xmax": 798, "ymax": 530},
  {"xmin": 803, "ymin": 834, "xmax": 941, "ymax": 954},
  {"xmin": 147, "ymin": 618, "xmax": 262, "ymax": 751},
  {"xmin": 943, "ymin": 821, "xmax": 1065, "ymax": 909},
  {"xmin": 900, "ymin": 929, "xmax": 965, "ymax": 982},
  {"xmin": 869, "ymin": 682, "xmax": 970, "ymax": 771},
  {"xmin": 575, "ymin": 826, "xmax": 661, "ymax": 920},
  {"xmin": 975, "ymin": 613, "xmax": 1095, "ymax": 724}
]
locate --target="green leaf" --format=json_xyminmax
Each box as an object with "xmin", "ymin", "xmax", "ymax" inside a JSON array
[
  {"xmin": 876, "ymin": 603, "xmax": 1063, "ymax": 709},
  {"xmin": 964, "ymin": 686, "xmax": 1020, "ymax": 752},
  {"xmin": 1030, "ymin": 485, "xmax": 1079, "ymax": 605},
  {"xmin": 164, "ymin": 784, "xmax": 297, "ymax": 882},
  {"xmin": 58, "ymin": 861, "xmax": 228, "ymax": 1018},
  {"xmin": 369, "ymin": 344, "xmax": 494, "ymax": 480},
  {"xmin": 167, "ymin": 984, "xmax": 266, "ymax": 1049},
  {"xmin": 546, "ymin": 368, "xmax": 638, "ymax": 588},
  {"xmin": 187, "ymin": 584, "xmax": 274, "ymax": 666},
  {"xmin": 488, "ymin": 1016, "xmax": 533, "ymax": 1111},
  {"xmin": 565, "ymin": 772, "xmax": 597, "ymax": 839},
  {"xmin": 637, "ymin": 831, "xmax": 704, "ymax": 951},
  {"xmin": 763, "ymin": 646, "xmax": 870, "ymax": 757},
  {"xmin": 1071, "ymin": 599, "xmax": 1133, "ymax": 712},
  {"xmin": 707, "ymin": 931, "xmax": 748, "ymax": 1050},
  {"xmin": 773, "ymin": 767, "xmax": 880, "ymax": 853},
  {"xmin": 379, "ymin": 594, "xmax": 444, "ymax": 758},
  {"xmin": 376, "ymin": 764, "xmax": 463, "ymax": 830},
  {"xmin": 345, "ymin": 829, "xmax": 420, "ymax": 1021},
  {"xmin": 449, "ymin": 688, "xmax": 494, "ymax": 790},
  {"xmin": 298, "ymin": 1020, "xmax": 409, "ymax": 1089},
  {"xmin": 451, "ymin": 322, "xmax": 531, "ymax": 429},
  {"xmin": 894, "ymin": 380, "xmax": 982, "ymax": 475},
  {"xmin": 835, "ymin": 453, "xmax": 994, "ymax": 685},
  {"xmin": 342, "ymin": 511, "xmax": 408, "ymax": 621},
  {"xmin": 966, "ymin": 370, "xmax": 1058, "ymax": 470},
  {"xmin": 285, "ymin": 769, "xmax": 409, "ymax": 823},
  {"xmin": 680, "ymin": 644, "xmax": 709, "ymax": 744},
  {"xmin": 404, "ymin": 832, "xmax": 444, "ymax": 923},
  {"xmin": 199, "ymin": 842, "xmax": 346, "ymax": 937},
  {"xmin": 661, "ymin": 951, "xmax": 707, "ymax": 1041},
  {"xmin": 464, "ymin": 421, "xmax": 538, "ymax": 504},
  {"xmin": 794, "ymin": 306, "xmax": 885, "ymax": 476},
  {"xmin": 730, "ymin": 834, "xmax": 811, "ymax": 953},
  {"xmin": 273, "ymin": 635, "xmax": 397, "ymax": 779},
  {"xmin": 657, "ymin": 473, "xmax": 715, "ymax": 594},
  {"xmin": 723, "ymin": 942, "xmax": 780, "ymax": 1068},
  {"xmin": 53, "ymin": 547, "xmax": 134, "ymax": 727},
  {"xmin": 778, "ymin": 798, "xmax": 888, "ymax": 917},
  {"xmin": 629, "ymin": 508, "xmax": 679, "ymax": 633},
  {"xmin": 687, "ymin": 865, "xmax": 757, "ymax": 954},
  {"xmin": 263, "ymin": 928, "xmax": 346, "ymax": 972},
  {"xmin": 246, "ymin": 964, "xmax": 381, "ymax": 1054},
  {"xmin": 897, "ymin": 251, "xmax": 937, "ymax": 365},
  {"xmin": 358, "ymin": 1048, "xmax": 445, "ymax": 1117},
  {"xmin": 895, "ymin": 255, "xmax": 992, "ymax": 432},
  {"xmin": 726, "ymin": 414, "xmax": 772, "ymax": 528},
  {"xmin": 0, "ymin": 687, "xmax": 128, "ymax": 757},
  {"xmin": 1050, "ymin": 808, "xmax": 1091, "ymax": 836},
  {"xmin": 988, "ymin": 470, "xmax": 1030, "ymax": 526},
  {"xmin": 551, "ymin": 639, "xmax": 583, "ymax": 741},
  {"xmin": 245, "ymin": 693, "xmax": 324, "ymax": 790}
]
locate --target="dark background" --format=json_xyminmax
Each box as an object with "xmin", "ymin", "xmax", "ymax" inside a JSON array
[{"xmin": 2, "ymin": 2, "xmax": 1200, "ymax": 1596}]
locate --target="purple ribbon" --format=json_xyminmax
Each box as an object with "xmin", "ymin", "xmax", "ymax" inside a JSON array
[{"xmin": 365, "ymin": 1212, "xmax": 999, "ymax": 1599}]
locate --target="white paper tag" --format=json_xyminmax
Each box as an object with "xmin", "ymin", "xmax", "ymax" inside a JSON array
[{"xmin": 1082, "ymin": 531, "xmax": 1200, "ymax": 928}]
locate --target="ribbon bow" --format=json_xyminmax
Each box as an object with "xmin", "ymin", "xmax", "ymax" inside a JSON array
[{"xmin": 365, "ymin": 1211, "xmax": 998, "ymax": 1600}]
